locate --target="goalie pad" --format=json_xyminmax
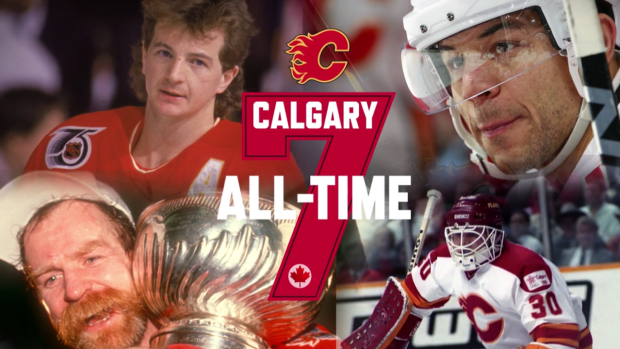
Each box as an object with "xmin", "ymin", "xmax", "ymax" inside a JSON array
[{"xmin": 341, "ymin": 277, "xmax": 420, "ymax": 349}]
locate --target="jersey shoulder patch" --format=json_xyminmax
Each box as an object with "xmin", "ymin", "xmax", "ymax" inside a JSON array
[
  {"xmin": 45, "ymin": 126, "xmax": 105, "ymax": 169},
  {"xmin": 43, "ymin": 107, "xmax": 143, "ymax": 170},
  {"xmin": 492, "ymin": 242, "xmax": 552, "ymax": 292},
  {"xmin": 522, "ymin": 269, "xmax": 551, "ymax": 292}
]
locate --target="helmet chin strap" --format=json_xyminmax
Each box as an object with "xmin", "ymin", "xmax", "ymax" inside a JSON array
[{"xmin": 450, "ymin": 98, "xmax": 591, "ymax": 181}]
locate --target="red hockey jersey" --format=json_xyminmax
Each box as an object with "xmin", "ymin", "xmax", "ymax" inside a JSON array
[{"xmin": 24, "ymin": 106, "xmax": 307, "ymax": 217}]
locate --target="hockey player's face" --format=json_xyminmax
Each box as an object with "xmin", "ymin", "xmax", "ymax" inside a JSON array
[
  {"xmin": 142, "ymin": 22, "xmax": 238, "ymax": 120},
  {"xmin": 449, "ymin": 231, "xmax": 483, "ymax": 250},
  {"xmin": 441, "ymin": 12, "xmax": 582, "ymax": 174},
  {"xmin": 23, "ymin": 201, "xmax": 148, "ymax": 349}
]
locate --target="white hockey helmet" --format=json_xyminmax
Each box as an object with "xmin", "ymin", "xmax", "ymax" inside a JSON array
[{"xmin": 401, "ymin": 0, "xmax": 618, "ymax": 179}]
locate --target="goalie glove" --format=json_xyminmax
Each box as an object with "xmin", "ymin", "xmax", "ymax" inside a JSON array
[{"xmin": 341, "ymin": 277, "xmax": 422, "ymax": 349}]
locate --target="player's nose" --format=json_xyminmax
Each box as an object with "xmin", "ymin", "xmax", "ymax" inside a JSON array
[
  {"xmin": 63, "ymin": 270, "xmax": 93, "ymax": 303},
  {"xmin": 166, "ymin": 57, "xmax": 186, "ymax": 84},
  {"xmin": 460, "ymin": 58, "xmax": 500, "ymax": 105}
]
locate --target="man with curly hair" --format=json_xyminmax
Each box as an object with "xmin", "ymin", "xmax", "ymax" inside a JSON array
[{"xmin": 24, "ymin": 0, "xmax": 306, "ymax": 217}]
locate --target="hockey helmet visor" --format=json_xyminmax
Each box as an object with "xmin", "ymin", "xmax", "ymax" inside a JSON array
[{"xmin": 402, "ymin": 6, "xmax": 567, "ymax": 114}]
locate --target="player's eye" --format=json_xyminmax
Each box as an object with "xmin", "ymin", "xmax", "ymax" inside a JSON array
[
  {"xmin": 158, "ymin": 50, "xmax": 172, "ymax": 58},
  {"xmin": 43, "ymin": 274, "xmax": 62, "ymax": 288},
  {"xmin": 493, "ymin": 41, "xmax": 516, "ymax": 55},
  {"xmin": 85, "ymin": 256, "xmax": 101, "ymax": 265},
  {"xmin": 447, "ymin": 55, "xmax": 465, "ymax": 71},
  {"xmin": 193, "ymin": 59, "xmax": 206, "ymax": 67}
]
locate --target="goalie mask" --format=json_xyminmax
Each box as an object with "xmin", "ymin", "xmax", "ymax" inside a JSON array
[
  {"xmin": 445, "ymin": 195, "xmax": 504, "ymax": 271},
  {"xmin": 402, "ymin": 0, "xmax": 620, "ymax": 180}
]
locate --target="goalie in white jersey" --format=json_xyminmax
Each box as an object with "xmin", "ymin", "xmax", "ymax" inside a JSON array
[{"xmin": 343, "ymin": 194, "xmax": 592, "ymax": 349}]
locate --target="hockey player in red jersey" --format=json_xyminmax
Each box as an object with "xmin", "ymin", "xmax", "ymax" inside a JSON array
[
  {"xmin": 23, "ymin": 0, "xmax": 306, "ymax": 217},
  {"xmin": 344, "ymin": 194, "xmax": 592, "ymax": 349},
  {"xmin": 15, "ymin": 1, "xmax": 333, "ymax": 348}
]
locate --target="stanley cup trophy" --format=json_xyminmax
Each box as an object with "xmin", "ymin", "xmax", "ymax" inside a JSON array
[{"xmin": 133, "ymin": 194, "xmax": 330, "ymax": 349}]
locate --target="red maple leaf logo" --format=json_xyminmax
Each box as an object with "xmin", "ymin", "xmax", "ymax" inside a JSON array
[{"xmin": 290, "ymin": 265, "xmax": 310, "ymax": 287}]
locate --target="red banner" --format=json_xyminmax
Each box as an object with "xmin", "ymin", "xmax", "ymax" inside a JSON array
[{"xmin": 242, "ymin": 92, "xmax": 394, "ymax": 300}]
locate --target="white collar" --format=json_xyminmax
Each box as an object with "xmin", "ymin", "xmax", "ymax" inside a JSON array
[{"xmin": 128, "ymin": 117, "xmax": 222, "ymax": 173}]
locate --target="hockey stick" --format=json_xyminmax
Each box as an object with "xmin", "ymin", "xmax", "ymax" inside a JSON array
[
  {"xmin": 561, "ymin": 0, "xmax": 620, "ymax": 186},
  {"xmin": 408, "ymin": 189, "xmax": 442, "ymax": 272}
]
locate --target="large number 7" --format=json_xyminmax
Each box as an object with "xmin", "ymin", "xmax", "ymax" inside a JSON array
[{"xmin": 242, "ymin": 92, "xmax": 395, "ymax": 300}]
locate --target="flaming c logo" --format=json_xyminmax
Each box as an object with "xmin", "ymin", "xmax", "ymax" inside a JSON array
[{"xmin": 286, "ymin": 29, "xmax": 350, "ymax": 84}]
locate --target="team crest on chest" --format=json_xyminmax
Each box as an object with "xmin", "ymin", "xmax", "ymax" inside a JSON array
[{"xmin": 45, "ymin": 127, "xmax": 105, "ymax": 169}]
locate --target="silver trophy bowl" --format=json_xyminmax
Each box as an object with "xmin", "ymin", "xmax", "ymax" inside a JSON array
[{"xmin": 132, "ymin": 195, "xmax": 330, "ymax": 349}]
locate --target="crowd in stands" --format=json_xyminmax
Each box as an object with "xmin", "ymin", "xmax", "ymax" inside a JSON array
[{"xmin": 337, "ymin": 181, "xmax": 620, "ymax": 284}]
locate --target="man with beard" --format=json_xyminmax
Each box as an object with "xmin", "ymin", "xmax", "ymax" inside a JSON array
[
  {"xmin": 0, "ymin": 171, "xmax": 157, "ymax": 349},
  {"xmin": 1, "ymin": 171, "xmax": 339, "ymax": 349}
]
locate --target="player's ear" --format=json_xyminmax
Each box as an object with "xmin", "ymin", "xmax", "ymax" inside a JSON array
[
  {"xmin": 599, "ymin": 13, "xmax": 617, "ymax": 64},
  {"xmin": 216, "ymin": 65, "xmax": 240, "ymax": 94},
  {"xmin": 141, "ymin": 40, "xmax": 147, "ymax": 75}
]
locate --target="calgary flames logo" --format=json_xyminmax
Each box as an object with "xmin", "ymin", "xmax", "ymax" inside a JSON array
[{"xmin": 286, "ymin": 29, "xmax": 350, "ymax": 84}]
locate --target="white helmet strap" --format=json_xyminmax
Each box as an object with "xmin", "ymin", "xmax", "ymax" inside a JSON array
[{"xmin": 566, "ymin": 44, "xmax": 585, "ymax": 98}]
